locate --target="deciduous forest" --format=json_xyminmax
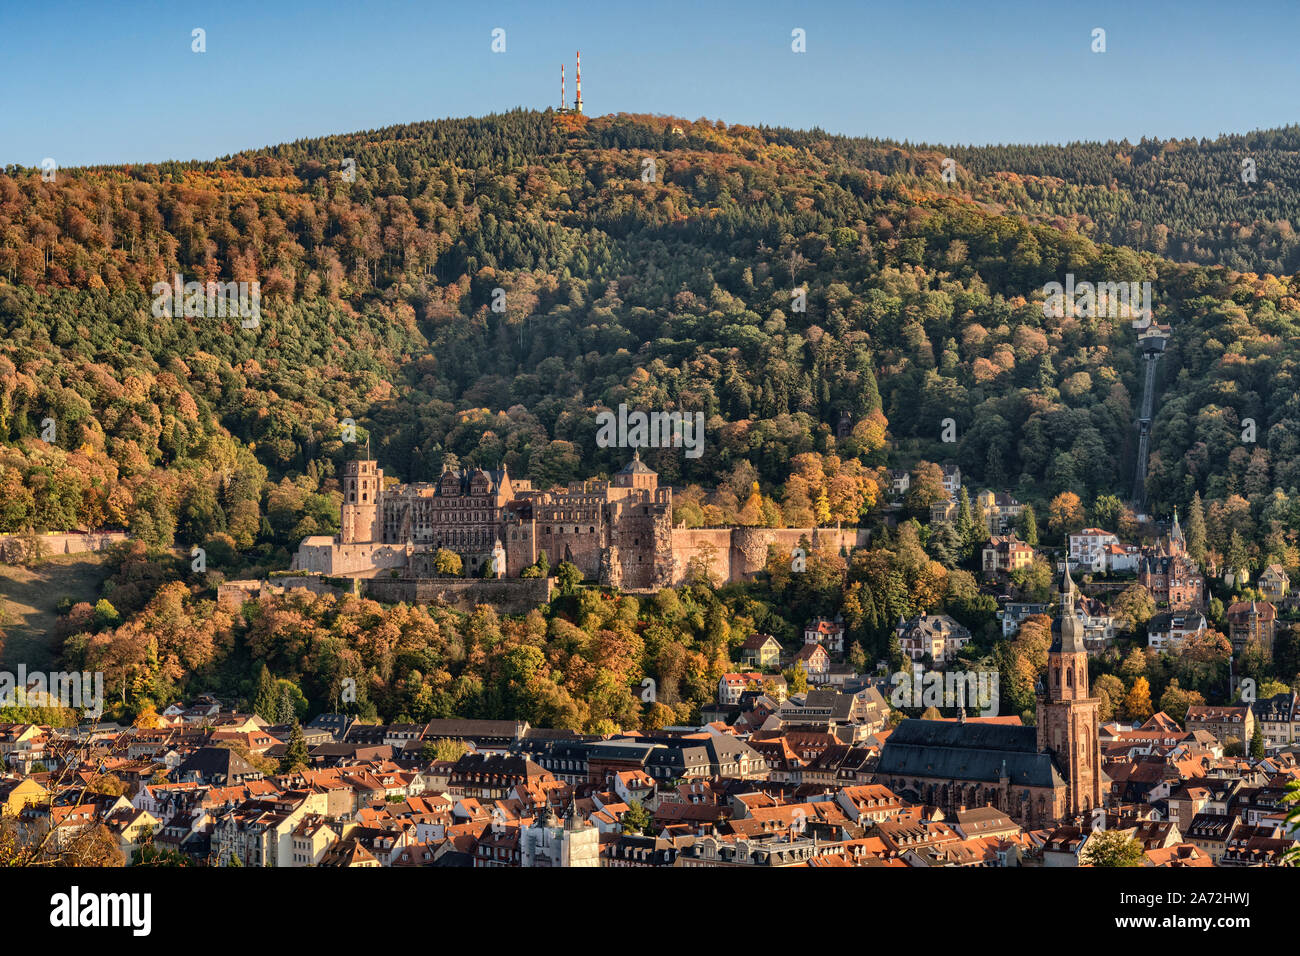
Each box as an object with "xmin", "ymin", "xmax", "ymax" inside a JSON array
[{"xmin": 3, "ymin": 110, "xmax": 1299, "ymax": 725}]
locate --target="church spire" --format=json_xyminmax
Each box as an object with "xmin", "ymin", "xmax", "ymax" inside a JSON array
[{"xmin": 1053, "ymin": 559, "xmax": 1086, "ymax": 656}]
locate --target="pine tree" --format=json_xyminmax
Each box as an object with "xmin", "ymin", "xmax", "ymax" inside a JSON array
[
  {"xmin": 1018, "ymin": 504, "xmax": 1039, "ymax": 546},
  {"xmin": 1228, "ymin": 530, "xmax": 1250, "ymax": 584},
  {"xmin": 1186, "ymin": 492, "xmax": 1207, "ymax": 564},
  {"xmin": 280, "ymin": 718, "xmax": 310, "ymax": 774},
  {"xmin": 277, "ymin": 685, "xmax": 295, "ymax": 724},
  {"xmin": 253, "ymin": 665, "xmax": 277, "ymax": 723},
  {"xmin": 1250, "ymin": 724, "xmax": 1265, "ymax": 760},
  {"xmin": 861, "ymin": 365, "xmax": 882, "ymax": 413},
  {"xmin": 956, "ymin": 487, "xmax": 975, "ymax": 551},
  {"xmin": 887, "ymin": 633, "xmax": 905, "ymax": 673},
  {"xmin": 621, "ymin": 800, "xmax": 652, "ymax": 835}
]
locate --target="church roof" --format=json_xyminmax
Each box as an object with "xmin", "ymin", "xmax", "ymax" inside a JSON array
[{"xmin": 877, "ymin": 720, "xmax": 1065, "ymax": 789}]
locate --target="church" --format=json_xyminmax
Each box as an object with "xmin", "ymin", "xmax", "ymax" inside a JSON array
[{"xmin": 875, "ymin": 566, "xmax": 1105, "ymax": 828}]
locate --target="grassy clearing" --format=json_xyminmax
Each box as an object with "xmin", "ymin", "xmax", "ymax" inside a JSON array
[{"xmin": 0, "ymin": 554, "xmax": 109, "ymax": 672}]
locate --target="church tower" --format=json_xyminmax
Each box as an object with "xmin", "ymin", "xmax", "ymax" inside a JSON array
[
  {"xmin": 1168, "ymin": 507, "xmax": 1185, "ymax": 556},
  {"xmin": 1036, "ymin": 565, "xmax": 1103, "ymax": 818}
]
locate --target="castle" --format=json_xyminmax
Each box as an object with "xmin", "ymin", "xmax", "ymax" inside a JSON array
[{"xmin": 293, "ymin": 454, "xmax": 869, "ymax": 589}]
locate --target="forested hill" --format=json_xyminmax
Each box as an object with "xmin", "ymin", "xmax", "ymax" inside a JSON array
[
  {"xmin": 248, "ymin": 117, "xmax": 1300, "ymax": 276},
  {"xmin": 1, "ymin": 110, "xmax": 1299, "ymax": 576},
  {"xmin": 767, "ymin": 124, "xmax": 1300, "ymax": 276}
]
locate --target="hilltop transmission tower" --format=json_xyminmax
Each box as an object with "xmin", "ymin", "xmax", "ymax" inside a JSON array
[{"xmin": 558, "ymin": 51, "xmax": 583, "ymax": 114}]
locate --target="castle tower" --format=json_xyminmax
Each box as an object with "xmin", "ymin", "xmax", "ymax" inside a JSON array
[
  {"xmin": 340, "ymin": 459, "xmax": 383, "ymax": 544},
  {"xmin": 1036, "ymin": 564, "xmax": 1103, "ymax": 818},
  {"xmin": 613, "ymin": 450, "xmax": 657, "ymax": 492},
  {"xmin": 1169, "ymin": 507, "xmax": 1184, "ymax": 555}
]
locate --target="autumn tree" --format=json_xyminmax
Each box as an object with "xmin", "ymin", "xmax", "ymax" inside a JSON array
[
  {"xmin": 1122, "ymin": 676, "xmax": 1153, "ymax": 722},
  {"xmin": 1048, "ymin": 492, "xmax": 1085, "ymax": 538}
]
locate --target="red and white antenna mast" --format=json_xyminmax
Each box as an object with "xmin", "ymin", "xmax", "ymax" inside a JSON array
[
  {"xmin": 561, "ymin": 63, "xmax": 566, "ymax": 111},
  {"xmin": 575, "ymin": 50, "xmax": 582, "ymax": 114}
]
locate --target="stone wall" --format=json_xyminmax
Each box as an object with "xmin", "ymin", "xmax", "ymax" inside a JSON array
[
  {"xmin": 0, "ymin": 532, "xmax": 129, "ymax": 563},
  {"xmin": 292, "ymin": 541, "xmax": 411, "ymax": 576},
  {"xmin": 669, "ymin": 529, "xmax": 734, "ymax": 585},
  {"xmin": 217, "ymin": 576, "xmax": 351, "ymax": 613},
  {"xmin": 668, "ymin": 527, "xmax": 871, "ymax": 585}
]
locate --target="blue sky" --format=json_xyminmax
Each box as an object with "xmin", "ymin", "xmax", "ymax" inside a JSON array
[{"xmin": 2, "ymin": 0, "xmax": 1297, "ymax": 167}]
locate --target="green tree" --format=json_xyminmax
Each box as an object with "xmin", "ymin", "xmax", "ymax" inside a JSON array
[
  {"xmin": 1157, "ymin": 679, "xmax": 1203, "ymax": 725},
  {"xmin": 253, "ymin": 665, "xmax": 277, "ymax": 723},
  {"xmin": 92, "ymin": 598, "xmax": 120, "ymax": 630},
  {"xmin": 621, "ymin": 800, "xmax": 653, "ymax": 835},
  {"xmin": 887, "ymin": 633, "xmax": 905, "ymax": 673},
  {"xmin": 1112, "ymin": 585, "xmax": 1155, "ymax": 633},
  {"xmin": 783, "ymin": 663, "xmax": 809, "ymax": 694},
  {"xmin": 1081, "ymin": 830, "xmax": 1145, "ymax": 867},
  {"xmin": 1091, "ymin": 494, "xmax": 1123, "ymax": 532},
  {"xmin": 556, "ymin": 560, "xmax": 582, "ymax": 595},
  {"xmin": 433, "ymin": 548, "xmax": 463, "ymax": 576},
  {"xmin": 420, "ymin": 738, "xmax": 469, "ymax": 762},
  {"xmin": 1017, "ymin": 504, "xmax": 1039, "ymax": 547},
  {"xmin": 279, "ymin": 718, "xmax": 310, "ymax": 774}
]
